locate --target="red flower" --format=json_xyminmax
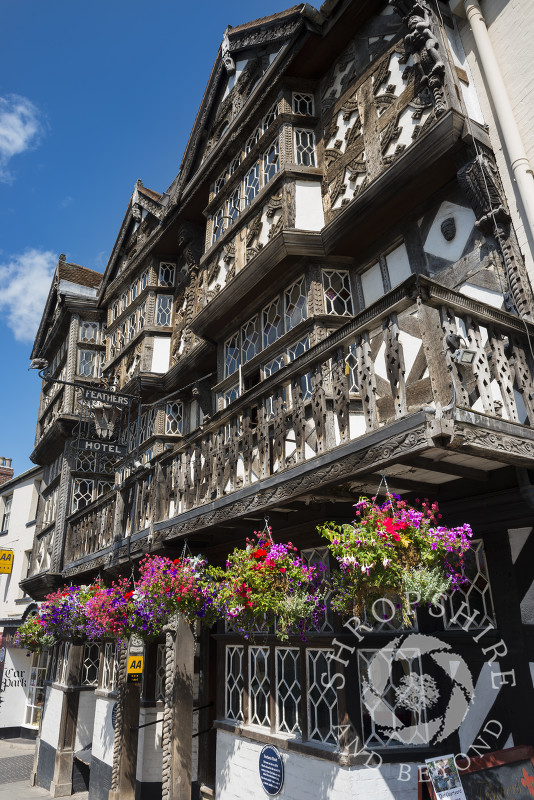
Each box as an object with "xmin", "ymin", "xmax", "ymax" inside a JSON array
[
  {"xmin": 279, "ymin": 567, "xmax": 286, "ymax": 573},
  {"xmin": 124, "ymin": 592, "xmax": 134, "ymax": 600},
  {"xmin": 252, "ymin": 548, "xmax": 268, "ymax": 560}
]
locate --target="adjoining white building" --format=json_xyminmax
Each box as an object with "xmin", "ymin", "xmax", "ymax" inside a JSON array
[{"xmin": 0, "ymin": 464, "xmax": 45, "ymax": 739}]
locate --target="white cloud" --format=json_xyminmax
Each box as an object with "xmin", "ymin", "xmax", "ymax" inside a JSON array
[
  {"xmin": 0, "ymin": 249, "xmax": 56, "ymax": 343},
  {"xmin": 0, "ymin": 94, "xmax": 43, "ymax": 183}
]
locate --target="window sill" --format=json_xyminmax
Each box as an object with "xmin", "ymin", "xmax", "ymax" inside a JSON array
[{"xmin": 214, "ymin": 720, "xmax": 341, "ymax": 763}]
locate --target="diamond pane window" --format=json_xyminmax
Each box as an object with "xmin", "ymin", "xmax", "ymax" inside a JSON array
[
  {"xmin": 263, "ymin": 141, "xmax": 280, "ymax": 185},
  {"xmin": 78, "ymin": 349, "xmax": 97, "ymax": 377},
  {"xmin": 137, "ymin": 302, "xmax": 146, "ymax": 331},
  {"xmin": 276, "ymin": 648, "xmax": 301, "ymax": 734},
  {"xmin": 358, "ymin": 647, "xmax": 429, "ymax": 748},
  {"xmin": 100, "ymin": 456, "xmax": 116, "ymax": 475},
  {"xmin": 263, "ymin": 299, "xmax": 282, "ymax": 349},
  {"xmin": 301, "ymin": 372, "xmax": 313, "ymax": 401},
  {"xmin": 156, "ymin": 295, "xmax": 173, "ymax": 327},
  {"xmin": 25, "ymin": 651, "xmax": 48, "ymax": 727},
  {"xmin": 76, "ymin": 452, "xmax": 97, "ymax": 472},
  {"xmin": 444, "ymin": 539, "xmax": 496, "ymax": 629},
  {"xmin": 120, "ymin": 292, "xmax": 128, "ymax": 313},
  {"xmin": 212, "ymin": 208, "xmax": 226, "ymax": 244},
  {"xmin": 323, "ymin": 270, "xmax": 353, "ymax": 315},
  {"xmin": 80, "ymin": 321, "xmax": 99, "ymax": 343},
  {"xmin": 245, "ymin": 129, "xmax": 260, "ymax": 155},
  {"xmin": 295, "ymin": 129, "xmax": 316, "ymax": 167},
  {"xmin": 307, "ymin": 649, "xmax": 338, "ymax": 744},
  {"xmin": 225, "ymin": 645, "xmax": 244, "ymax": 721},
  {"xmin": 101, "ymin": 643, "xmax": 114, "ymax": 690},
  {"xmin": 227, "ymin": 187, "xmax": 241, "ymax": 223},
  {"xmin": 155, "ymin": 643, "xmax": 166, "ymax": 701},
  {"xmin": 229, "ymin": 154, "xmax": 241, "ymax": 175},
  {"xmin": 249, "ymin": 646, "xmax": 270, "ymax": 728},
  {"xmin": 288, "ymin": 337, "xmax": 310, "ymax": 362},
  {"xmin": 346, "ymin": 344, "xmax": 358, "ymax": 393},
  {"xmin": 241, "ymin": 317, "xmax": 259, "ymax": 365},
  {"xmin": 214, "ymin": 171, "xmax": 226, "ymax": 195},
  {"xmin": 72, "ymin": 479, "xmax": 94, "ymax": 512},
  {"xmin": 224, "ymin": 385, "xmax": 240, "ymax": 407},
  {"xmin": 285, "ymin": 277, "xmax": 307, "ymax": 331},
  {"xmin": 97, "ymin": 481, "xmax": 113, "ymax": 498},
  {"xmin": 130, "ymin": 281, "xmax": 137, "ymax": 302},
  {"xmin": 262, "ymin": 103, "xmax": 278, "ymax": 132},
  {"xmin": 225, "ymin": 333, "xmax": 240, "ymax": 377},
  {"xmin": 82, "ymin": 643, "xmax": 100, "ymax": 686},
  {"xmin": 293, "ymin": 93, "xmax": 314, "ymax": 115},
  {"xmin": 140, "ymin": 269, "xmax": 149, "ymax": 291},
  {"xmin": 264, "ymin": 355, "xmax": 285, "ymax": 378},
  {"xmin": 112, "ymin": 300, "xmax": 119, "ymax": 321},
  {"xmin": 244, "ymin": 164, "xmax": 260, "ymax": 206},
  {"xmin": 166, "ymin": 401, "xmax": 183, "ymax": 434},
  {"xmin": 159, "ymin": 262, "xmax": 175, "ymax": 287},
  {"xmin": 128, "ymin": 314, "xmax": 136, "ymax": 341}
]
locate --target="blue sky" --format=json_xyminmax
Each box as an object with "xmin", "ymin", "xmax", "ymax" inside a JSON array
[{"xmin": 0, "ymin": 0, "xmax": 315, "ymax": 476}]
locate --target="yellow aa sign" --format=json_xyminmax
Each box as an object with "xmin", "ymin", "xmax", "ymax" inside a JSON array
[
  {"xmin": 0, "ymin": 551, "xmax": 14, "ymax": 574},
  {"xmin": 127, "ymin": 655, "xmax": 144, "ymax": 682}
]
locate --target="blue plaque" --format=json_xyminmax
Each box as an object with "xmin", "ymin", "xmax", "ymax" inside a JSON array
[{"xmin": 259, "ymin": 745, "xmax": 284, "ymax": 796}]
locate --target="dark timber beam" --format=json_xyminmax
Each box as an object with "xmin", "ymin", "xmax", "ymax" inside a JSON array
[{"xmin": 401, "ymin": 456, "xmax": 489, "ymax": 482}]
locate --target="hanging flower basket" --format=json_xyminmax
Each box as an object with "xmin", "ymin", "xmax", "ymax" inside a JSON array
[
  {"xmin": 207, "ymin": 529, "xmax": 327, "ymax": 640},
  {"xmin": 317, "ymin": 494, "xmax": 472, "ymax": 620},
  {"xmin": 15, "ymin": 615, "xmax": 55, "ymax": 653}
]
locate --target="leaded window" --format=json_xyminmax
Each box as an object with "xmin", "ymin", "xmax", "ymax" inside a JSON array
[
  {"xmin": 276, "ymin": 648, "xmax": 301, "ymax": 734},
  {"xmin": 140, "ymin": 269, "xmax": 149, "ymax": 291},
  {"xmin": 25, "ymin": 651, "xmax": 48, "ymax": 727},
  {"xmin": 263, "ymin": 299, "xmax": 282, "ymax": 349},
  {"xmin": 288, "ymin": 336, "xmax": 309, "ymax": 362},
  {"xmin": 263, "ymin": 141, "xmax": 280, "ymax": 185},
  {"xmin": 137, "ymin": 302, "xmax": 146, "ymax": 331},
  {"xmin": 225, "ymin": 333, "xmax": 240, "ymax": 377},
  {"xmin": 97, "ymin": 480, "xmax": 113, "ymax": 498},
  {"xmin": 264, "ymin": 355, "xmax": 285, "ymax": 378},
  {"xmin": 111, "ymin": 300, "xmax": 119, "ymax": 321},
  {"xmin": 227, "ymin": 187, "xmax": 241, "ymax": 223},
  {"xmin": 212, "ymin": 208, "xmax": 226, "ymax": 243},
  {"xmin": 244, "ymin": 164, "xmax": 260, "ymax": 206},
  {"xmin": 249, "ymin": 647, "xmax": 270, "ymax": 728},
  {"xmin": 156, "ymin": 295, "xmax": 173, "ymax": 327},
  {"xmin": 241, "ymin": 317, "xmax": 259, "ymax": 365},
  {"xmin": 245, "ymin": 129, "xmax": 260, "ymax": 155},
  {"xmin": 120, "ymin": 291, "xmax": 128, "ymax": 313},
  {"xmin": 76, "ymin": 452, "xmax": 97, "ymax": 472},
  {"xmin": 307, "ymin": 649, "xmax": 338, "ymax": 744},
  {"xmin": 295, "ymin": 129, "xmax": 316, "ymax": 167},
  {"xmin": 224, "ymin": 385, "xmax": 240, "ymax": 407},
  {"xmin": 72, "ymin": 479, "xmax": 93, "ymax": 512},
  {"xmin": 128, "ymin": 314, "xmax": 136, "ymax": 341},
  {"xmin": 214, "ymin": 171, "xmax": 226, "ymax": 195},
  {"xmin": 262, "ymin": 103, "xmax": 278, "ymax": 131},
  {"xmin": 159, "ymin": 262, "xmax": 175, "ymax": 287},
  {"xmin": 155, "ymin": 643, "xmax": 166, "ymax": 701},
  {"xmin": 225, "ymin": 645, "xmax": 244, "ymax": 721},
  {"xmin": 229, "ymin": 154, "xmax": 241, "ymax": 175},
  {"xmin": 293, "ymin": 93, "xmax": 314, "ymax": 115},
  {"xmin": 285, "ymin": 277, "xmax": 307, "ymax": 331},
  {"xmin": 165, "ymin": 402, "xmax": 183, "ymax": 434},
  {"xmin": 1, "ymin": 495, "xmax": 12, "ymax": 532},
  {"xmin": 78, "ymin": 349, "xmax": 99, "ymax": 378},
  {"xmin": 101, "ymin": 643, "xmax": 114, "ymax": 691},
  {"xmin": 82, "ymin": 643, "xmax": 100, "ymax": 686},
  {"xmin": 323, "ymin": 270, "xmax": 353, "ymax": 315},
  {"xmin": 444, "ymin": 539, "xmax": 496, "ymax": 630},
  {"xmin": 130, "ymin": 281, "xmax": 138, "ymax": 302},
  {"xmin": 80, "ymin": 321, "xmax": 99, "ymax": 343}
]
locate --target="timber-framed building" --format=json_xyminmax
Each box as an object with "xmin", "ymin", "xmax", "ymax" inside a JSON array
[{"xmin": 23, "ymin": 2, "xmax": 534, "ymax": 799}]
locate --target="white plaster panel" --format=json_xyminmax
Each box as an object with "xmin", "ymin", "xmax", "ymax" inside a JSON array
[
  {"xmin": 508, "ymin": 527, "xmax": 532, "ymax": 564},
  {"xmin": 0, "ymin": 647, "xmax": 31, "ymax": 731},
  {"xmin": 375, "ymin": 52, "xmax": 412, "ymax": 97},
  {"xmin": 259, "ymin": 207, "xmax": 282, "ymax": 246},
  {"xmin": 374, "ymin": 340, "xmax": 388, "ymax": 382},
  {"xmin": 40, "ymin": 685, "xmax": 63, "ymax": 748},
  {"xmin": 325, "ymin": 109, "xmax": 360, "ymax": 153},
  {"xmin": 459, "ymin": 283, "xmax": 504, "ymax": 309},
  {"xmin": 74, "ymin": 691, "xmax": 96, "ymax": 751},
  {"xmin": 295, "ymin": 181, "xmax": 325, "ymax": 231},
  {"xmin": 444, "ymin": 23, "xmax": 484, "ymax": 124},
  {"xmin": 349, "ymin": 413, "xmax": 367, "ymax": 440},
  {"xmin": 223, "ymin": 60, "xmax": 248, "ymax": 99},
  {"xmin": 386, "ymin": 242, "xmax": 412, "ymax": 288},
  {"xmin": 361, "ymin": 262, "xmax": 383, "ymax": 306},
  {"xmin": 215, "ymin": 730, "xmax": 419, "ymax": 800},
  {"xmin": 151, "ymin": 337, "xmax": 171, "ymax": 373},
  {"xmin": 398, "ymin": 330, "xmax": 421, "ymax": 378},
  {"xmin": 384, "ymin": 104, "xmax": 432, "ymax": 154},
  {"xmin": 136, "ymin": 707, "xmax": 163, "ymax": 783},
  {"xmin": 423, "ymin": 201, "xmax": 476, "ymax": 262},
  {"xmin": 92, "ymin": 696, "xmax": 116, "ymax": 766}
]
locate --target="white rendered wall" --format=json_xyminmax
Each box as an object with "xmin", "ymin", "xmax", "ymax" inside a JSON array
[
  {"xmin": 215, "ymin": 730, "xmax": 419, "ymax": 800},
  {"xmin": 0, "ymin": 647, "xmax": 31, "ymax": 730},
  {"xmin": 453, "ymin": 0, "xmax": 534, "ymax": 281},
  {"xmin": 295, "ymin": 181, "xmax": 325, "ymax": 231},
  {"xmin": 74, "ymin": 691, "xmax": 96, "ymax": 751},
  {"xmin": 136, "ymin": 706, "xmax": 163, "ymax": 784},
  {"xmin": 40, "ymin": 685, "xmax": 63, "ymax": 749},
  {"xmin": 92, "ymin": 695, "xmax": 116, "ymax": 766},
  {"xmin": 151, "ymin": 337, "xmax": 171, "ymax": 373}
]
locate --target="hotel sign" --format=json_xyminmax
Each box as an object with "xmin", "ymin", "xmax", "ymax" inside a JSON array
[
  {"xmin": 79, "ymin": 439, "xmax": 127, "ymax": 456},
  {"xmin": 80, "ymin": 387, "xmax": 131, "ymax": 408}
]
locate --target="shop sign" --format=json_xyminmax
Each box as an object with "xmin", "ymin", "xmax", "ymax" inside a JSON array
[
  {"xmin": 80, "ymin": 387, "xmax": 131, "ymax": 407},
  {"xmin": 79, "ymin": 439, "xmax": 127, "ymax": 456},
  {"xmin": 127, "ymin": 655, "xmax": 144, "ymax": 683},
  {"xmin": 259, "ymin": 745, "xmax": 284, "ymax": 796},
  {"xmin": 0, "ymin": 550, "xmax": 14, "ymax": 574}
]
